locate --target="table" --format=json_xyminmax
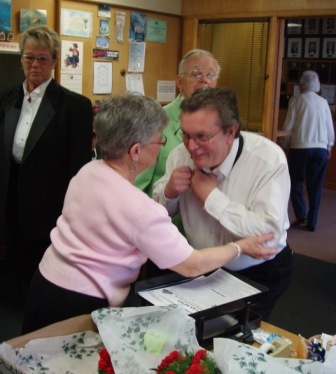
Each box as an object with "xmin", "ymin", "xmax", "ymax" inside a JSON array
[
  {"xmin": 6, "ymin": 316, "xmax": 306, "ymax": 358},
  {"xmin": 1, "ymin": 315, "xmax": 317, "ymax": 374}
]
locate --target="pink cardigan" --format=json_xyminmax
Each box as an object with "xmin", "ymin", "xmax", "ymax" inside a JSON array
[{"xmin": 40, "ymin": 160, "xmax": 193, "ymax": 306}]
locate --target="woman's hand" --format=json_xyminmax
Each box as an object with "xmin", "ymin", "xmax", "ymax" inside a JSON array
[{"xmin": 236, "ymin": 233, "xmax": 277, "ymax": 260}]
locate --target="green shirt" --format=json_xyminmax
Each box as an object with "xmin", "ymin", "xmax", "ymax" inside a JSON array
[
  {"xmin": 135, "ymin": 94, "xmax": 185, "ymax": 236},
  {"xmin": 135, "ymin": 94, "xmax": 183, "ymax": 196}
]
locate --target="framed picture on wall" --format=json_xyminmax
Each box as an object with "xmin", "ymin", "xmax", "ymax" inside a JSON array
[
  {"xmin": 322, "ymin": 38, "xmax": 336, "ymax": 59},
  {"xmin": 287, "ymin": 38, "xmax": 302, "ymax": 58},
  {"xmin": 286, "ymin": 19, "xmax": 303, "ymax": 35},
  {"xmin": 99, "ymin": 19, "xmax": 109, "ymax": 35},
  {"xmin": 304, "ymin": 18, "xmax": 320, "ymax": 35},
  {"xmin": 287, "ymin": 61, "xmax": 300, "ymax": 81},
  {"xmin": 96, "ymin": 36, "xmax": 110, "ymax": 49},
  {"xmin": 304, "ymin": 38, "xmax": 320, "ymax": 58},
  {"xmin": 322, "ymin": 17, "xmax": 336, "ymax": 34}
]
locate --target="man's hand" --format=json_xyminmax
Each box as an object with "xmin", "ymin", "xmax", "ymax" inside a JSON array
[
  {"xmin": 164, "ymin": 166, "xmax": 193, "ymax": 199},
  {"xmin": 191, "ymin": 168, "xmax": 218, "ymax": 204}
]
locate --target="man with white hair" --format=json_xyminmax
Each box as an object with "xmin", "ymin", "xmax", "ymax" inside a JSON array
[{"xmin": 283, "ymin": 70, "xmax": 334, "ymax": 232}]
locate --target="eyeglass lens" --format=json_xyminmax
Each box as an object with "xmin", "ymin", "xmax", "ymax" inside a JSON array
[
  {"xmin": 22, "ymin": 55, "xmax": 52, "ymax": 64},
  {"xmin": 187, "ymin": 69, "xmax": 218, "ymax": 81}
]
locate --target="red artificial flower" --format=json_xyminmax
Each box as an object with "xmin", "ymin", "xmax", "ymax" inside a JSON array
[
  {"xmin": 155, "ymin": 349, "xmax": 219, "ymax": 374},
  {"xmin": 191, "ymin": 350, "xmax": 207, "ymax": 365},
  {"xmin": 98, "ymin": 347, "xmax": 219, "ymax": 374},
  {"xmin": 98, "ymin": 348, "xmax": 115, "ymax": 374},
  {"xmin": 185, "ymin": 364, "xmax": 205, "ymax": 374}
]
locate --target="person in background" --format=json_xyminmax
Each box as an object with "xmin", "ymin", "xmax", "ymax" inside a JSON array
[
  {"xmin": 135, "ymin": 49, "xmax": 220, "ymax": 198},
  {"xmin": 153, "ymin": 87, "xmax": 293, "ymax": 321},
  {"xmin": 282, "ymin": 70, "xmax": 334, "ymax": 232},
  {"xmin": 0, "ymin": 25, "xmax": 93, "ymax": 290},
  {"xmin": 22, "ymin": 93, "xmax": 277, "ymax": 333}
]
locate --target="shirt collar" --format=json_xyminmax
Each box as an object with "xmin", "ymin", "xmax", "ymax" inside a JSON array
[
  {"xmin": 202, "ymin": 137, "xmax": 239, "ymax": 179},
  {"xmin": 23, "ymin": 77, "xmax": 52, "ymax": 98}
]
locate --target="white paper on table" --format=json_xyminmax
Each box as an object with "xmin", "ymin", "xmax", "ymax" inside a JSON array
[
  {"xmin": 138, "ymin": 268, "xmax": 261, "ymax": 315},
  {"xmin": 126, "ymin": 74, "xmax": 144, "ymax": 95},
  {"xmin": 93, "ymin": 61, "xmax": 112, "ymax": 94}
]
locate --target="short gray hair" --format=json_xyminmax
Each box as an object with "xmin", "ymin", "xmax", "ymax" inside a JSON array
[
  {"xmin": 19, "ymin": 25, "xmax": 60, "ymax": 59},
  {"xmin": 178, "ymin": 49, "xmax": 221, "ymax": 76},
  {"xmin": 94, "ymin": 94, "xmax": 168, "ymax": 160},
  {"xmin": 300, "ymin": 70, "xmax": 320, "ymax": 93}
]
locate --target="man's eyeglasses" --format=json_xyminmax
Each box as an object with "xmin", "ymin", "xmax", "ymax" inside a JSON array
[
  {"xmin": 150, "ymin": 134, "xmax": 167, "ymax": 147},
  {"xmin": 182, "ymin": 68, "xmax": 218, "ymax": 82},
  {"xmin": 22, "ymin": 54, "xmax": 54, "ymax": 65},
  {"xmin": 182, "ymin": 128, "xmax": 223, "ymax": 146}
]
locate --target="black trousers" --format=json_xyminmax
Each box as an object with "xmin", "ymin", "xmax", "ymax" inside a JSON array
[
  {"xmin": 237, "ymin": 244, "xmax": 293, "ymax": 321},
  {"xmin": 5, "ymin": 160, "xmax": 51, "ymax": 288},
  {"xmin": 22, "ymin": 269, "xmax": 109, "ymax": 334}
]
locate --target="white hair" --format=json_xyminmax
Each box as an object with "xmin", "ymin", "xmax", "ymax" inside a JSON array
[{"xmin": 300, "ymin": 70, "xmax": 321, "ymax": 93}]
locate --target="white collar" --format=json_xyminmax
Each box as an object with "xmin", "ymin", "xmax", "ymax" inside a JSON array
[{"xmin": 202, "ymin": 137, "xmax": 239, "ymax": 179}]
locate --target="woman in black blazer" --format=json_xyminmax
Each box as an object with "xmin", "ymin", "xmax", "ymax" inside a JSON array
[{"xmin": 0, "ymin": 26, "xmax": 93, "ymax": 290}]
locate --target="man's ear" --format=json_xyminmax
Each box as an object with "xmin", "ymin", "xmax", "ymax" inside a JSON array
[
  {"xmin": 176, "ymin": 75, "xmax": 183, "ymax": 94},
  {"xmin": 226, "ymin": 125, "xmax": 239, "ymax": 144}
]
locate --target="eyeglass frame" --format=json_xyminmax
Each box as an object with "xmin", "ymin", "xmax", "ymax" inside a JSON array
[
  {"xmin": 149, "ymin": 133, "xmax": 167, "ymax": 147},
  {"xmin": 181, "ymin": 68, "xmax": 218, "ymax": 82},
  {"xmin": 181, "ymin": 127, "xmax": 223, "ymax": 146},
  {"xmin": 21, "ymin": 54, "xmax": 55, "ymax": 65}
]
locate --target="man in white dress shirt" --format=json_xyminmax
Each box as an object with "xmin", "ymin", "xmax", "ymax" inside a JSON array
[{"xmin": 153, "ymin": 87, "xmax": 293, "ymax": 320}]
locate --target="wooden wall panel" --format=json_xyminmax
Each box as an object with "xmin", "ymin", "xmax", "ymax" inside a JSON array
[
  {"xmin": 6, "ymin": 1, "xmax": 182, "ymax": 104},
  {"xmin": 181, "ymin": 0, "xmax": 336, "ymax": 18},
  {"xmin": 10, "ymin": 0, "xmax": 56, "ymax": 41},
  {"xmin": 59, "ymin": 1, "xmax": 182, "ymax": 103}
]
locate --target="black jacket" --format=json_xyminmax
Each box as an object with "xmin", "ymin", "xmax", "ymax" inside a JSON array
[{"xmin": 0, "ymin": 79, "xmax": 93, "ymax": 238}]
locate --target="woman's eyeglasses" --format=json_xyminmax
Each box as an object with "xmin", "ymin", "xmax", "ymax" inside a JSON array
[
  {"xmin": 150, "ymin": 134, "xmax": 167, "ymax": 147},
  {"xmin": 22, "ymin": 54, "xmax": 54, "ymax": 65}
]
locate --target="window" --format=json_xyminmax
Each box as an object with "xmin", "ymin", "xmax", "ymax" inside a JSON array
[{"xmin": 199, "ymin": 20, "xmax": 269, "ymax": 132}]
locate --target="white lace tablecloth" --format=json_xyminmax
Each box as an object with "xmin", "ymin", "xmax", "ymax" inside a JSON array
[
  {"xmin": 0, "ymin": 330, "xmax": 102, "ymax": 373},
  {"xmin": 214, "ymin": 338, "xmax": 336, "ymax": 374},
  {"xmin": 1, "ymin": 305, "xmax": 335, "ymax": 373}
]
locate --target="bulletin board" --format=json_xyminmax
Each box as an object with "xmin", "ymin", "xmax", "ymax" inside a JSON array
[
  {"xmin": 58, "ymin": 1, "xmax": 182, "ymax": 104},
  {"xmin": 7, "ymin": 0, "xmax": 182, "ymax": 105}
]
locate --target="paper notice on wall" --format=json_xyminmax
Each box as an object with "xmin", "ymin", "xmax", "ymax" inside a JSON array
[
  {"xmin": 93, "ymin": 61, "xmax": 112, "ymax": 94},
  {"xmin": 60, "ymin": 73, "xmax": 82, "ymax": 94},
  {"xmin": 126, "ymin": 74, "xmax": 144, "ymax": 95},
  {"xmin": 157, "ymin": 80, "xmax": 176, "ymax": 103}
]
